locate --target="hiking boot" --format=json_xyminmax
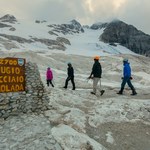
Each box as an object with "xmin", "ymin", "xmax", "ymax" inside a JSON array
[
  {"xmin": 117, "ymin": 88, "xmax": 124, "ymax": 95},
  {"xmin": 90, "ymin": 92, "xmax": 96, "ymax": 95},
  {"xmin": 117, "ymin": 91, "xmax": 123, "ymax": 95},
  {"xmin": 131, "ymin": 91, "xmax": 137, "ymax": 95},
  {"xmin": 117, "ymin": 88, "xmax": 123, "ymax": 95},
  {"xmin": 100, "ymin": 90, "xmax": 105, "ymax": 96},
  {"xmin": 63, "ymin": 86, "xmax": 67, "ymax": 89},
  {"xmin": 72, "ymin": 88, "xmax": 75, "ymax": 90}
]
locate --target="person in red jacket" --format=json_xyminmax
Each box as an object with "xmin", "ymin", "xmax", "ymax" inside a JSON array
[{"xmin": 46, "ymin": 67, "xmax": 54, "ymax": 87}]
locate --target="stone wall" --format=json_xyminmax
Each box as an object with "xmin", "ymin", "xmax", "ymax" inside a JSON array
[{"xmin": 0, "ymin": 62, "xmax": 50, "ymax": 119}]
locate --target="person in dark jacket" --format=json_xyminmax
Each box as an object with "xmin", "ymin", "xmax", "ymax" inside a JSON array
[
  {"xmin": 88, "ymin": 56, "xmax": 105, "ymax": 95},
  {"xmin": 63, "ymin": 63, "xmax": 75, "ymax": 90},
  {"xmin": 117, "ymin": 58, "xmax": 137, "ymax": 95}
]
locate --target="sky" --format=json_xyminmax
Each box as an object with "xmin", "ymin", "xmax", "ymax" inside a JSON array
[{"xmin": 0, "ymin": 0, "xmax": 149, "ymax": 34}]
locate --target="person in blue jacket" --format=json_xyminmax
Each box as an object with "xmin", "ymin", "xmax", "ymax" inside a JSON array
[{"xmin": 117, "ymin": 58, "xmax": 137, "ymax": 95}]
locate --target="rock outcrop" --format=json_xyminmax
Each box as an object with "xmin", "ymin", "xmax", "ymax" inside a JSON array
[
  {"xmin": 9, "ymin": 27, "xmax": 16, "ymax": 31},
  {"xmin": 0, "ymin": 37, "xmax": 19, "ymax": 50},
  {"xmin": 0, "ymin": 22, "xmax": 11, "ymax": 28},
  {"xmin": 48, "ymin": 19, "xmax": 84, "ymax": 35},
  {"xmin": 90, "ymin": 22, "xmax": 108, "ymax": 30},
  {"xmin": 100, "ymin": 20, "xmax": 150, "ymax": 56},
  {"xmin": 0, "ymin": 14, "xmax": 17, "ymax": 23},
  {"xmin": 0, "ymin": 34, "xmax": 33, "ymax": 43},
  {"xmin": 32, "ymin": 37, "xmax": 67, "ymax": 50},
  {"xmin": 56, "ymin": 37, "xmax": 71, "ymax": 45},
  {"xmin": 0, "ymin": 62, "xmax": 50, "ymax": 119},
  {"xmin": 0, "ymin": 34, "xmax": 68, "ymax": 51}
]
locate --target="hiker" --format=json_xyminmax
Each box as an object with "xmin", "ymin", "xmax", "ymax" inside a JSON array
[
  {"xmin": 117, "ymin": 58, "xmax": 137, "ymax": 95},
  {"xmin": 63, "ymin": 62, "xmax": 76, "ymax": 90},
  {"xmin": 88, "ymin": 56, "xmax": 105, "ymax": 95},
  {"xmin": 46, "ymin": 67, "xmax": 54, "ymax": 87}
]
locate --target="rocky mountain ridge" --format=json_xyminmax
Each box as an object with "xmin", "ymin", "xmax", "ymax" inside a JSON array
[
  {"xmin": 0, "ymin": 14, "xmax": 150, "ymax": 56},
  {"xmin": 0, "ymin": 15, "xmax": 74, "ymax": 51},
  {"xmin": 0, "ymin": 14, "xmax": 17, "ymax": 23},
  {"xmin": 99, "ymin": 20, "xmax": 150, "ymax": 56}
]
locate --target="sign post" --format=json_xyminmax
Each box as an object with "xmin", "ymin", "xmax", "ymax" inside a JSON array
[{"xmin": 0, "ymin": 58, "xmax": 26, "ymax": 93}]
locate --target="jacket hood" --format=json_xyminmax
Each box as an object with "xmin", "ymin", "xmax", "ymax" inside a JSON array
[{"xmin": 123, "ymin": 62, "xmax": 130, "ymax": 66}]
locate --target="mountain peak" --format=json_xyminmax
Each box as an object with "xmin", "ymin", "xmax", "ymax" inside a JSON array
[
  {"xmin": 70, "ymin": 19, "xmax": 79, "ymax": 24},
  {"xmin": 0, "ymin": 14, "xmax": 17, "ymax": 23},
  {"xmin": 90, "ymin": 22, "xmax": 108, "ymax": 30},
  {"xmin": 100, "ymin": 19, "xmax": 150, "ymax": 56},
  {"xmin": 69, "ymin": 19, "xmax": 84, "ymax": 33},
  {"xmin": 70, "ymin": 19, "xmax": 82, "ymax": 27},
  {"xmin": 110, "ymin": 19, "xmax": 122, "ymax": 23}
]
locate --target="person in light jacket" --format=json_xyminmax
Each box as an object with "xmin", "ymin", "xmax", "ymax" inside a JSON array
[{"xmin": 46, "ymin": 67, "xmax": 54, "ymax": 87}]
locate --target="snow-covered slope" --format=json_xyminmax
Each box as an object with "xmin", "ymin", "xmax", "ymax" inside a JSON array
[
  {"xmin": 0, "ymin": 14, "xmax": 135, "ymax": 56},
  {"xmin": 64, "ymin": 28, "xmax": 134, "ymax": 56},
  {"xmin": 1, "ymin": 51, "xmax": 150, "ymax": 150}
]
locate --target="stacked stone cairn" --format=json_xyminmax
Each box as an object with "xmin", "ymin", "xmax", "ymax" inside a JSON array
[{"xmin": 0, "ymin": 62, "xmax": 50, "ymax": 119}]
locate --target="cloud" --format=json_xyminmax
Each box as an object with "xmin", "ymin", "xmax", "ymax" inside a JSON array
[
  {"xmin": 0, "ymin": 0, "xmax": 149, "ymax": 34},
  {"xmin": 117, "ymin": 0, "xmax": 150, "ymax": 34}
]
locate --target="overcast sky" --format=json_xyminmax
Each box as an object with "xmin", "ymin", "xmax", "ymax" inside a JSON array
[{"xmin": 0, "ymin": 0, "xmax": 149, "ymax": 34}]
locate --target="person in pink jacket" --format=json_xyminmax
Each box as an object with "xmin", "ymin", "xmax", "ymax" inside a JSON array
[{"xmin": 46, "ymin": 67, "xmax": 54, "ymax": 87}]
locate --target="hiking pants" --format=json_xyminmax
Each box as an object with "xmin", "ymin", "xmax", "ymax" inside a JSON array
[
  {"xmin": 47, "ymin": 80, "xmax": 54, "ymax": 87},
  {"xmin": 121, "ymin": 77, "xmax": 134, "ymax": 90},
  {"xmin": 93, "ymin": 77, "xmax": 100, "ymax": 94},
  {"xmin": 65, "ymin": 76, "xmax": 75, "ymax": 89}
]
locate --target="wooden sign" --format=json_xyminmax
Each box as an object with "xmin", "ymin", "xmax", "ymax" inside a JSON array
[{"xmin": 0, "ymin": 58, "xmax": 26, "ymax": 93}]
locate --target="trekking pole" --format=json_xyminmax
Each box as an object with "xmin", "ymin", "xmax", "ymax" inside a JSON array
[
  {"xmin": 99, "ymin": 78, "xmax": 105, "ymax": 96},
  {"xmin": 52, "ymin": 79, "xmax": 55, "ymax": 85},
  {"xmin": 86, "ymin": 77, "xmax": 93, "ymax": 83},
  {"xmin": 99, "ymin": 78, "xmax": 101, "ymax": 91},
  {"xmin": 86, "ymin": 78, "xmax": 90, "ymax": 83}
]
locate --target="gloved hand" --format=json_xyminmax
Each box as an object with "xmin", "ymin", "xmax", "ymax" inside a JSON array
[
  {"xmin": 121, "ymin": 77, "xmax": 133, "ymax": 80},
  {"xmin": 87, "ymin": 76, "xmax": 91, "ymax": 79},
  {"xmin": 88, "ymin": 76, "xmax": 93, "ymax": 79}
]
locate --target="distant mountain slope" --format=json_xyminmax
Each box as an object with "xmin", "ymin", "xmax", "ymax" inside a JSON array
[
  {"xmin": 99, "ymin": 20, "xmax": 150, "ymax": 56},
  {"xmin": 0, "ymin": 14, "xmax": 149, "ymax": 56},
  {"xmin": 0, "ymin": 15, "xmax": 86, "ymax": 51}
]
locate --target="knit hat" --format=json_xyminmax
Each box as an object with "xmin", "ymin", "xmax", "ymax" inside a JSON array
[{"xmin": 123, "ymin": 58, "xmax": 128, "ymax": 62}]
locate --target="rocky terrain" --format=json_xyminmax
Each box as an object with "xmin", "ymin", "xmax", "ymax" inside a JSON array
[
  {"xmin": 99, "ymin": 20, "xmax": 150, "ymax": 56},
  {"xmin": 0, "ymin": 51, "xmax": 150, "ymax": 150},
  {"xmin": 0, "ymin": 14, "xmax": 150, "ymax": 150}
]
